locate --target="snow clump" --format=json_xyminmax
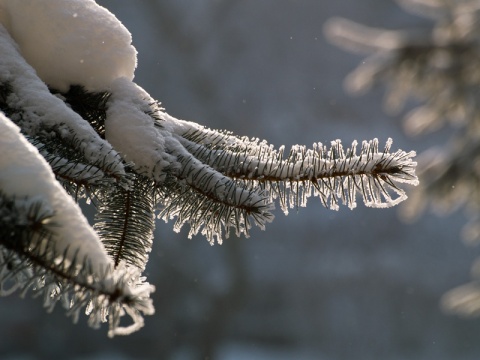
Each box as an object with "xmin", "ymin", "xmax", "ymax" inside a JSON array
[{"xmin": 0, "ymin": 0, "xmax": 137, "ymax": 92}]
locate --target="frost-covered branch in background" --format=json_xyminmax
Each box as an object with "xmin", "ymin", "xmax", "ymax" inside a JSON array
[
  {"xmin": 325, "ymin": 0, "xmax": 480, "ymax": 318},
  {"xmin": 0, "ymin": 0, "xmax": 417, "ymax": 336}
]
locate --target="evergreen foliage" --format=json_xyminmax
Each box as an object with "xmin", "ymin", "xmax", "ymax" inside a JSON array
[
  {"xmin": 325, "ymin": 0, "xmax": 480, "ymax": 318},
  {"xmin": 0, "ymin": 3, "xmax": 419, "ymax": 336}
]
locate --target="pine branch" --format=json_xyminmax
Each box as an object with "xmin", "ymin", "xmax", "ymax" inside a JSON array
[
  {"xmin": 157, "ymin": 165, "xmax": 273, "ymax": 244},
  {"xmin": 326, "ymin": 0, "xmax": 480, "ymax": 324},
  {"xmin": 94, "ymin": 172, "xmax": 156, "ymax": 271},
  {"xmin": 51, "ymin": 85, "xmax": 111, "ymax": 139},
  {"xmin": 0, "ymin": 115, "xmax": 155, "ymax": 336},
  {"xmin": 0, "ymin": 80, "xmax": 125, "ymax": 180},
  {"xmin": 0, "ymin": 1, "xmax": 421, "ymax": 335},
  {"xmin": 324, "ymin": 9, "xmax": 480, "ymax": 130},
  {"xmin": 182, "ymin": 128, "xmax": 418, "ymax": 209},
  {"xmin": 28, "ymin": 135, "xmax": 126, "ymax": 197},
  {"xmin": 0, "ymin": 80, "xmax": 128, "ymax": 203},
  {"xmin": 156, "ymin": 125, "xmax": 418, "ymax": 244},
  {"xmin": 50, "ymin": 85, "xmax": 158, "ymax": 269},
  {"xmin": 0, "ymin": 190, "xmax": 154, "ymax": 337}
]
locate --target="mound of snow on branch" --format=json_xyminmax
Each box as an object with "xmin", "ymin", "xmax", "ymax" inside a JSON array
[{"xmin": 0, "ymin": 0, "xmax": 137, "ymax": 91}]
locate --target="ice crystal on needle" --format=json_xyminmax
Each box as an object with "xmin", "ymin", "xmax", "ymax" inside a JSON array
[{"xmin": 0, "ymin": 0, "xmax": 418, "ymax": 336}]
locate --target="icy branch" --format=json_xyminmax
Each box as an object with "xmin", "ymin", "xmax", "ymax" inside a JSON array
[
  {"xmin": 182, "ymin": 129, "xmax": 418, "ymax": 211},
  {"xmin": 153, "ymin": 121, "xmax": 418, "ymax": 244}
]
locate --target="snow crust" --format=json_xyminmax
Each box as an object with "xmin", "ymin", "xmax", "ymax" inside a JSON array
[
  {"xmin": 0, "ymin": 113, "xmax": 111, "ymax": 270},
  {"xmin": 0, "ymin": 0, "xmax": 137, "ymax": 92}
]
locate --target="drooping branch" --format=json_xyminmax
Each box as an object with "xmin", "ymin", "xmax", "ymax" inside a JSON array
[
  {"xmin": 155, "ymin": 123, "xmax": 418, "ymax": 244},
  {"xmin": 0, "ymin": 0, "xmax": 422, "ymax": 337},
  {"xmin": 181, "ymin": 127, "xmax": 417, "ymax": 210},
  {"xmin": 0, "ymin": 115, "xmax": 154, "ymax": 336},
  {"xmin": 94, "ymin": 172, "xmax": 156, "ymax": 271},
  {"xmin": 157, "ymin": 165, "xmax": 274, "ymax": 244},
  {"xmin": 0, "ymin": 188, "xmax": 155, "ymax": 337}
]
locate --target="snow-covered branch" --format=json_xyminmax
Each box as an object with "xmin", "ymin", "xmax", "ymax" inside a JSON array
[
  {"xmin": 0, "ymin": 114, "xmax": 154, "ymax": 337},
  {"xmin": 0, "ymin": 0, "xmax": 418, "ymax": 335}
]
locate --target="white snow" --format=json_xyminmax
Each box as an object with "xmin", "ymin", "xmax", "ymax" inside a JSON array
[
  {"xmin": 0, "ymin": 0, "xmax": 137, "ymax": 92},
  {"xmin": 0, "ymin": 113, "xmax": 111, "ymax": 271},
  {"xmin": 105, "ymin": 77, "xmax": 176, "ymax": 181},
  {"xmin": 0, "ymin": 23, "xmax": 125, "ymax": 175}
]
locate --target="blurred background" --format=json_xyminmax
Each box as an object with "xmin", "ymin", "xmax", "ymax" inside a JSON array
[{"xmin": 2, "ymin": 1, "xmax": 480, "ymax": 359}]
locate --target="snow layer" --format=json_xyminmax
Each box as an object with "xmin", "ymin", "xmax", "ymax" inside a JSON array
[
  {"xmin": 106, "ymin": 77, "xmax": 176, "ymax": 181},
  {"xmin": 0, "ymin": 113, "xmax": 111, "ymax": 271},
  {"xmin": 0, "ymin": 23, "xmax": 125, "ymax": 175},
  {"xmin": 0, "ymin": 0, "xmax": 137, "ymax": 91}
]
